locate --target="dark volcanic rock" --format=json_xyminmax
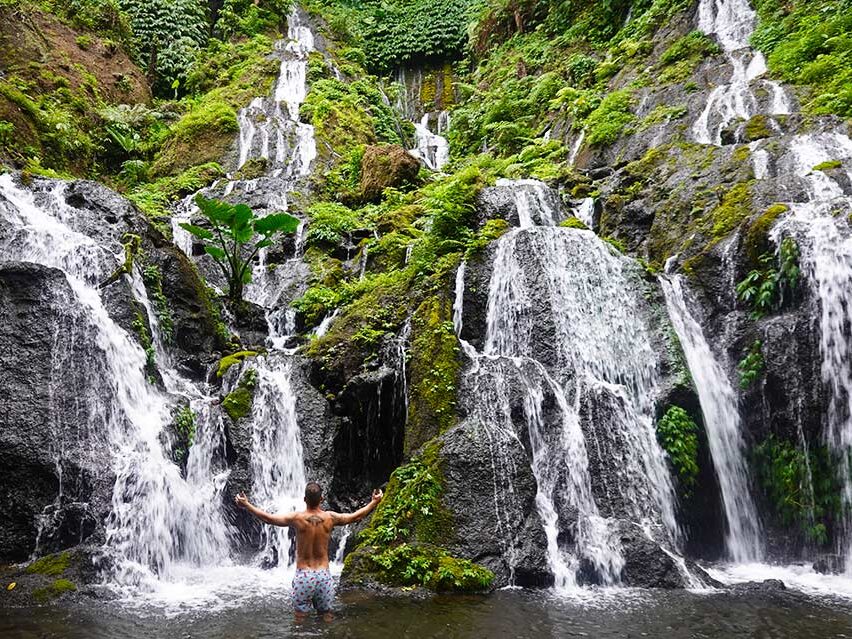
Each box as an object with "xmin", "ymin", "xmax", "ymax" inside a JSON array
[
  {"xmin": 438, "ymin": 420, "xmax": 553, "ymax": 588},
  {"xmin": 0, "ymin": 263, "xmax": 114, "ymax": 561}
]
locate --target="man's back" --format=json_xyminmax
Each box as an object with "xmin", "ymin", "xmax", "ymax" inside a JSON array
[
  {"xmin": 291, "ymin": 510, "xmax": 334, "ymax": 569},
  {"xmin": 235, "ymin": 485, "xmax": 383, "ymax": 618}
]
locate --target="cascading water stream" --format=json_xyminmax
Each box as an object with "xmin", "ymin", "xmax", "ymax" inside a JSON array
[
  {"xmin": 167, "ymin": 8, "xmax": 319, "ymax": 582},
  {"xmin": 660, "ymin": 274, "xmax": 763, "ymax": 562},
  {"xmin": 770, "ymin": 132, "xmax": 852, "ymax": 571},
  {"xmin": 455, "ymin": 179, "xmax": 685, "ymax": 587},
  {"xmin": 410, "ymin": 111, "xmax": 450, "ymax": 172},
  {"xmin": 692, "ymin": 0, "xmax": 790, "ymax": 145},
  {"xmin": 0, "ymin": 175, "xmax": 234, "ymax": 591}
]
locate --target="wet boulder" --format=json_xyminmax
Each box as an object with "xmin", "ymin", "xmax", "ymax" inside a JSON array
[
  {"xmin": 0, "ymin": 262, "xmax": 114, "ymax": 561},
  {"xmin": 358, "ymin": 144, "xmax": 420, "ymax": 202}
]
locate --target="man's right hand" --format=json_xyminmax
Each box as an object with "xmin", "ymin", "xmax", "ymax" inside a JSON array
[
  {"xmin": 371, "ymin": 489, "xmax": 383, "ymax": 504},
  {"xmin": 235, "ymin": 492, "xmax": 250, "ymax": 509}
]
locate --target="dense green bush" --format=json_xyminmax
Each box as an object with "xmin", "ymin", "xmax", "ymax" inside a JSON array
[
  {"xmin": 754, "ymin": 435, "xmax": 841, "ymax": 546},
  {"xmin": 118, "ymin": 0, "xmax": 209, "ymax": 95},
  {"xmin": 214, "ymin": 0, "xmax": 289, "ymax": 39},
  {"xmin": 656, "ymin": 406, "xmax": 700, "ymax": 494},
  {"xmin": 582, "ymin": 89, "xmax": 635, "ymax": 146},
  {"xmin": 751, "ymin": 0, "xmax": 852, "ymax": 116},
  {"xmin": 310, "ymin": 0, "xmax": 479, "ymax": 72}
]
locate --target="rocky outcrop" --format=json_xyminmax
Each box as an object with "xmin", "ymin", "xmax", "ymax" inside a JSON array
[
  {"xmin": 437, "ymin": 420, "xmax": 552, "ymax": 587},
  {"xmin": 358, "ymin": 144, "xmax": 421, "ymax": 202},
  {"xmin": 0, "ymin": 263, "xmax": 115, "ymax": 561}
]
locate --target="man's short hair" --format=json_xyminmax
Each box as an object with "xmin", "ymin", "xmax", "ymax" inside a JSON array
[{"xmin": 305, "ymin": 482, "xmax": 322, "ymax": 507}]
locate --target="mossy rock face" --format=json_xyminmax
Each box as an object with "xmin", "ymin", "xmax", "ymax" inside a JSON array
[
  {"xmin": 25, "ymin": 551, "xmax": 71, "ymax": 576},
  {"xmin": 743, "ymin": 114, "xmax": 772, "ymax": 142},
  {"xmin": 222, "ymin": 367, "xmax": 258, "ymax": 421},
  {"xmin": 343, "ymin": 543, "xmax": 493, "ymax": 593},
  {"xmin": 233, "ymin": 157, "xmax": 269, "ymax": 181},
  {"xmin": 745, "ymin": 203, "xmax": 789, "ymax": 267},
  {"xmin": 559, "ymin": 216, "xmax": 589, "ymax": 230},
  {"xmin": 32, "ymin": 578, "xmax": 77, "ymax": 603},
  {"xmin": 217, "ymin": 350, "xmax": 259, "ymax": 378},
  {"xmin": 406, "ymin": 295, "xmax": 461, "ymax": 455},
  {"xmin": 814, "ymin": 159, "xmax": 842, "ymax": 172},
  {"xmin": 359, "ymin": 144, "xmax": 421, "ymax": 202}
]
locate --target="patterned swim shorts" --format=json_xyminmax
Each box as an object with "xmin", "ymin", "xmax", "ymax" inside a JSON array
[{"xmin": 292, "ymin": 568, "xmax": 335, "ymax": 613}]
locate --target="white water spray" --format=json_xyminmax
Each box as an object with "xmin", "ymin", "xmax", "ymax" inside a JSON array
[{"xmin": 661, "ymin": 274, "xmax": 763, "ymax": 562}]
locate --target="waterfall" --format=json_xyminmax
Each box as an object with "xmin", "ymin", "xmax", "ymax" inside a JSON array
[
  {"xmin": 165, "ymin": 8, "xmax": 322, "ymax": 577},
  {"xmin": 410, "ymin": 112, "xmax": 450, "ymax": 171},
  {"xmin": 770, "ymin": 132, "xmax": 852, "ymax": 571},
  {"xmin": 574, "ymin": 197, "xmax": 595, "ymax": 229},
  {"xmin": 0, "ymin": 175, "xmax": 234, "ymax": 587},
  {"xmin": 236, "ymin": 11, "xmax": 316, "ymax": 178},
  {"xmin": 247, "ymin": 356, "xmax": 307, "ymax": 569},
  {"xmin": 660, "ymin": 274, "xmax": 763, "ymax": 562},
  {"xmin": 692, "ymin": 0, "xmax": 790, "ymax": 145},
  {"xmin": 456, "ymin": 181, "xmax": 684, "ymax": 586}
]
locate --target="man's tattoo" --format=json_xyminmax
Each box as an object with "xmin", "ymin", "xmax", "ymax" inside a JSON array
[{"xmin": 307, "ymin": 515, "xmax": 323, "ymax": 526}]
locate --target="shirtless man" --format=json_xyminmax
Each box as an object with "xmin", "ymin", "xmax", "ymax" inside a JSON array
[{"xmin": 234, "ymin": 482, "xmax": 382, "ymax": 619}]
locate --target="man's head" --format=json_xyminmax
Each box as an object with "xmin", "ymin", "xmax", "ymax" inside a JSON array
[{"xmin": 304, "ymin": 482, "xmax": 322, "ymax": 508}]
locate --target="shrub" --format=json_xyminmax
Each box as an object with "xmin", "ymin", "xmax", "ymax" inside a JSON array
[
  {"xmin": 656, "ymin": 406, "xmax": 699, "ymax": 494},
  {"xmin": 582, "ymin": 89, "xmax": 635, "ymax": 146},
  {"xmin": 738, "ymin": 340, "xmax": 765, "ymax": 389}
]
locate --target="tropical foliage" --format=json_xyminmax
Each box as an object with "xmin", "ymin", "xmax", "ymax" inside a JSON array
[{"xmin": 179, "ymin": 196, "xmax": 299, "ymax": 303}]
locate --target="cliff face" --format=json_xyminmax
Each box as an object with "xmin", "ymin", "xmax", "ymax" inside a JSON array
[{"xmin": 2, "ymin": 0, "xmax": 852, "ymax": 599}]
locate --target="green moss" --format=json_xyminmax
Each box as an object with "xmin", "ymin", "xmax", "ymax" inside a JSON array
[
  {"xmin": 658, "ymin": 30, "xmax": 721, "ymax": 83},
  {"xmin": 222, "ymin": 368, "xmax": 258, "ymax": 421},
  {"xmin": 151, "ymin": 35, "xmax": 279, "ymax": 176},
  {"xmin": 813, "ymin": 159, "xmax": 842, "ymax": 172},
  {"xmin": 25, "ymin": 552, "xmax": 70, "ymax": 576},
  {"xmin": 708, "ymin": 181, "xmax": 754, "ymax": 239},
  {"xmin": 132, "ymin": 310, "xmax": 156, "ymax": 379},
  {"xmin": 142, "ymin": 264, "xmax": 174, "ymax": 344},
  {"xmin": 602, "ymin": 236, "xmax": 627, "ymax": 253},
  {"xmin": 217, "ymin": 350, "xmax": 259, "ymax": 378},
  {"xmin": 33, "ymin": 578, "xmax": 77, "ymax": 603},
  {"xmin": 302, "ymin": 77, "xmax": 403, "ymax": 165},
  {"xmin": 583, "ymin": 89, "xmax": 636, "ymax": 147},
  {"xmin": 638, "ymin": 104, "xmax": 688, "ymax": 131},
  {"xmin": 233, "ymin": 157, "xmax": 269, "ymax": 180},
  {"xmin": 745, "ymin": 203, "xmax": 789, "ymax": 266},
  {"xmin": 464, "ymin": 218, "xmax": 510, "ymax": 259},
  {"xmin": 127, "ymin": 162, "xmax": 226, "ymax": 232},
  {"xmin": 559, "ymin": 217, "xmax": 589, "ymax": 230},
  {"xmin": 743, "ymin": 114, "xmax": 772, "ymax": 142},
  {"xmin": 347, "ymin": 446, "xmax": 493, "ymax": 592},
  {"xmin": 731, "ymin": 145, "xmax": 752, "ymax": 164},
  {"xmin": 406, "ymin": 296, "xmax": 461, "ymax": 454}
]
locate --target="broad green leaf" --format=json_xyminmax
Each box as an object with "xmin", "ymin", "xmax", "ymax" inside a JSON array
[
  {"xmin": 240, "ymin": 267, "xmax": 253, "ymax": 284},
  {"xmin": 204, "ymin": 245, "xmax": 227, "ymax": 261},
  {"xmin": 254, "ymin": 212, "xmax": 300, "ymax": 235},
  {"xmin": 178, "ymin": 222, "xmax": 214, "ymax": 240},
  {"xmin": 233, "ymin": 204, "xmax": 254, "ymax": 243},
  {"xmin": 255, "ymin": 238, "xmax": 274, "ymax": 249},
  {"xmin": 194, "ymin": 194, "xmax": 236, "ymax": 225}
]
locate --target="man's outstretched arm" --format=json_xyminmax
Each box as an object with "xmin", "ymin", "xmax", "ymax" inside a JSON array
[
  {"xmin": 234, "ymin": 492, "xmax": 296, "ymax": 527},
  {"xmin": 331, "ymin": 489, "xmax": 383, "ymax": 526}
]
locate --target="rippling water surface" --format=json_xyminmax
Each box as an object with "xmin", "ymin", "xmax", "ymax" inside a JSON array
[{"xmin": 5, "ymin": 567, "xmax": 852, "ymax": 639}]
